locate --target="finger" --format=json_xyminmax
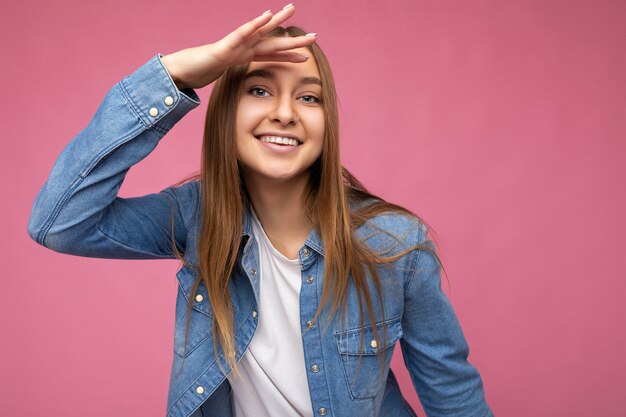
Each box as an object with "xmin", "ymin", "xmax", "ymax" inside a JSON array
[
  {"xmin": 252, "ymin": 35, "xmax": 318, "ymax": 56},
  {"xmin": 255, "ymin": 4, "xmax": 296, "ymax": 38},
  {"xmin": 225, "ymin": 9, "xmax": 274, "ymax": 45},
  {"xmin": 252, "ymin": 51, "xmax": 310, "ymax": 63}
]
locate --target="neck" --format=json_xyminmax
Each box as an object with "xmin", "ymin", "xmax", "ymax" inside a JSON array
[{"xmin": 242, "ymin": 170, "xmax": 314, "ymax": 255}]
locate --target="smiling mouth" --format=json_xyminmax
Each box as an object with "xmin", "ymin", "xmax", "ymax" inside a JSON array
[{"xmin": 254, "ymin": 135, "xmax": 303, "ymax": 147}]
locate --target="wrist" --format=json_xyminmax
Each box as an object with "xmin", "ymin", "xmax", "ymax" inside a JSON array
[{"xmin": 160, "ymin": 54, "xmax": 187, "ymax": 90}]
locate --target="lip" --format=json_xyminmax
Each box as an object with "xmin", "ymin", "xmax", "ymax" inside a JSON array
[
  {"xmin": 253, "ymin": 134, "xmax": 301, "ymax": 154},
  {"xmin": 255, "ymin": 132, "xmax": 303, "ymax": 144}
]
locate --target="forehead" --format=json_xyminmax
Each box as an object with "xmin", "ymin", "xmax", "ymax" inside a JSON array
[{"xmin": 245, "ymin": 47, "xmax": 321, "ymax": 81}]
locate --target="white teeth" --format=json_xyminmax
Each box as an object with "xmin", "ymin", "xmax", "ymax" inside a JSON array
[{"xmin": 258, "ymin": 136, "xmax": 299, "ymax": 146}]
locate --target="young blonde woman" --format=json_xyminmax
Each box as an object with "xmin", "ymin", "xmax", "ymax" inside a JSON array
[{"xmin": 28, "ymin": 4, "xmax": 493, "ymax": 417}]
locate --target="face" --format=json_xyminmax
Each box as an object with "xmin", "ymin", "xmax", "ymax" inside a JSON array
[{"xmin": 235, "ymin": 47, "xmax": 325, "ymax": 185}]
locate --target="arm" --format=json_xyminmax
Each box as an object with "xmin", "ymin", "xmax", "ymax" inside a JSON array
[
  {"xmin": 27, "ymin": 54, "xmax": 201, "ymax": 259},
  {"xmin": 400, "ymin": 229, "xmax": 494, "ymax": 417},
  {"xmin": 27, "ymin": 5, "xmax": 318, "ymax": 260}
]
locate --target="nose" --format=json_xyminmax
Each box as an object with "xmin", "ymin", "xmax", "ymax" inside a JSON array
[{"xmin": 269, "ymin": 95, "xmax": 300, "ymax": 126}]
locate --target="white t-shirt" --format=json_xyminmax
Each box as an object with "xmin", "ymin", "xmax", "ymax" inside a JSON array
[{"xmin": 227, "ymin": 208, "xmax": 313, "ymax": 417}]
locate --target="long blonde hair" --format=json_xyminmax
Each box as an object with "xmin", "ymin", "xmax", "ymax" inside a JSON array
[{"xmin": 170, "ymin": 26, "xmax": 445, "ymax": 378}]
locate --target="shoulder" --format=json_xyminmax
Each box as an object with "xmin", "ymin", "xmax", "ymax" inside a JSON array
[
  {"xmin": 352, "ymin": 202, "xmax": 438, "ymax": 295},
  {"xmin": 160, "ymin": 179, "xmax": 201, "ymax": 229},
  {"xmin": 352, "ymin": 199, "xmax": 430, "ymax": 256}
]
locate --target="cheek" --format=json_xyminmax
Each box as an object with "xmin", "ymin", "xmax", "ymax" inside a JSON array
[
  {"xmin": 237, "ymin": 99, "xmax": 267, "ymax": 126},
  {"xmin": 235, "ymin": 102, "xmax": 249, "ymax": 133},
  {"xmin": 311, "ymin": 112, "xmax": 326, "ymax": 142},
  {"xmin": 234, "ymin": 103, "xmax": 251, "ymax": 154}
]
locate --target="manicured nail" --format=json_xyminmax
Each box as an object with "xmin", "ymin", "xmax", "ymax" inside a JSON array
[
  {"xmin": 305, "ymin": 33, "xmax": 317, "ymax": 37},
  {"xmin": 262, "ymin": 9, "xmax": 272, "ymax": 16},
  {"xmin": 283, "ymin": 3, "xmax": 294, "ymax": 10},
  {"xmin": 297, "ymin": 53, "xmax": 309, "ymax": 60}
]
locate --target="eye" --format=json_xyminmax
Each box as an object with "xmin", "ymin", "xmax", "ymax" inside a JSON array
[
  {"xmin": 248, "ymin": 87, "xmax": 269, "ymax": 97},
  {"xmin": 300, "ymin": 95, "xmax": 321, "ymax": 104}
]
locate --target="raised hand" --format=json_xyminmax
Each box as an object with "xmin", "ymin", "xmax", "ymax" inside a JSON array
[{"xmin": 161, "ymin": 3, "xmax": 318, "ymax": 90}]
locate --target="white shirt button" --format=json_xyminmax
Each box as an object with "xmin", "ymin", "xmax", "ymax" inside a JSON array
[
  {"xmin": 195, "ymin": 294, "xmax": 204, "ymax": 302},
  {"xmin": 252, "ymin": 310, "xmax": 257, "ymax": 318},
  {"xmin": 149, "ymin": 107, "xmax": 158, "ymax": 117},
  {"xmin": 164, "ymin": 96, "xmax": 174, "ymax": 106},
  {"xmin": 196, "ymin": 386, "xmax": 204, "ymax": 394},
  {"xmin": 319, "ymin": 407, "xmax": 327, "ymax": 415},
  {"xmin": 370, "ymin": 339, "xmax": 378, "ymax": 349}
]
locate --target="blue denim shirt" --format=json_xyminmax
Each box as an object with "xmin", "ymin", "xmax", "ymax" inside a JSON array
[{"xmin": 27, "ymin": 54, "xmax": 493, "ymax": 417}]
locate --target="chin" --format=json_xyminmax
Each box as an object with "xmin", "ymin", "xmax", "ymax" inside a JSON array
[
  {"xmin": 258, "ymin": 167, "xmax": 308, "ymax": 182},
  {"xmin": 262, "ymin": 173, "xmax": 300, "ymax": 182}
]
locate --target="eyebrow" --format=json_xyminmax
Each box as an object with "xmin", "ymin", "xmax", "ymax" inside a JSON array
[{"xmin": 244, "ymin": 69, "xmax": 322, "ymax": 87}]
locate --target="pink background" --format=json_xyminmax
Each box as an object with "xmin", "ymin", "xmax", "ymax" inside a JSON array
[{"xmin": 2, "ymin": 0, "xmax": 625, "ymax": 415}]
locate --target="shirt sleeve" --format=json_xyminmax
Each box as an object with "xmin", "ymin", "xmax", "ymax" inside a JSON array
[
  {"xmin": 400, "ymin": 227, "xmax": 494, "ymax": 417},
  {"xmin": 27, "ymin": 53, "xmax": 201, "ymax": 259}
]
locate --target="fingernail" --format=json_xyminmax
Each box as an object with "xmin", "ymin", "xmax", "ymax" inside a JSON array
[
  {"xmin": 297, "ymin": 53, "xmax": 309, "ymax": 60},
  {"xmin": 262, "ymin": 9, "xmax": 272, "ymax": 16},
  {"xmin": 305, "ymin": 33, "xmax": 317, "ymax": 37},
  {"xmin": 283, "ymin": 3, "xmax": 294, "ymax": 10}
]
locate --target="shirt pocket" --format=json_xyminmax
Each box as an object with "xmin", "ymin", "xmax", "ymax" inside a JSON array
[
  {"xmin": 173, "ymin": 265, "xmax": 213, "ymax": 358},
  {"xmin": 334, "ymin": 316, "xmax": 403, "ymax": 400}
]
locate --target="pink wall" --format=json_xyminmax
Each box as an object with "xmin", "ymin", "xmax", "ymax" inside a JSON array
[{"xmin": 2, "ymin": 0, "xmax": 625, "ymax": 415}]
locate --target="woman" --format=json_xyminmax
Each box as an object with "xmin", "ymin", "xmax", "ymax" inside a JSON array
[{"xmin": 27, "ymin": 4, "xmax": 493, "ymax": 417}]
